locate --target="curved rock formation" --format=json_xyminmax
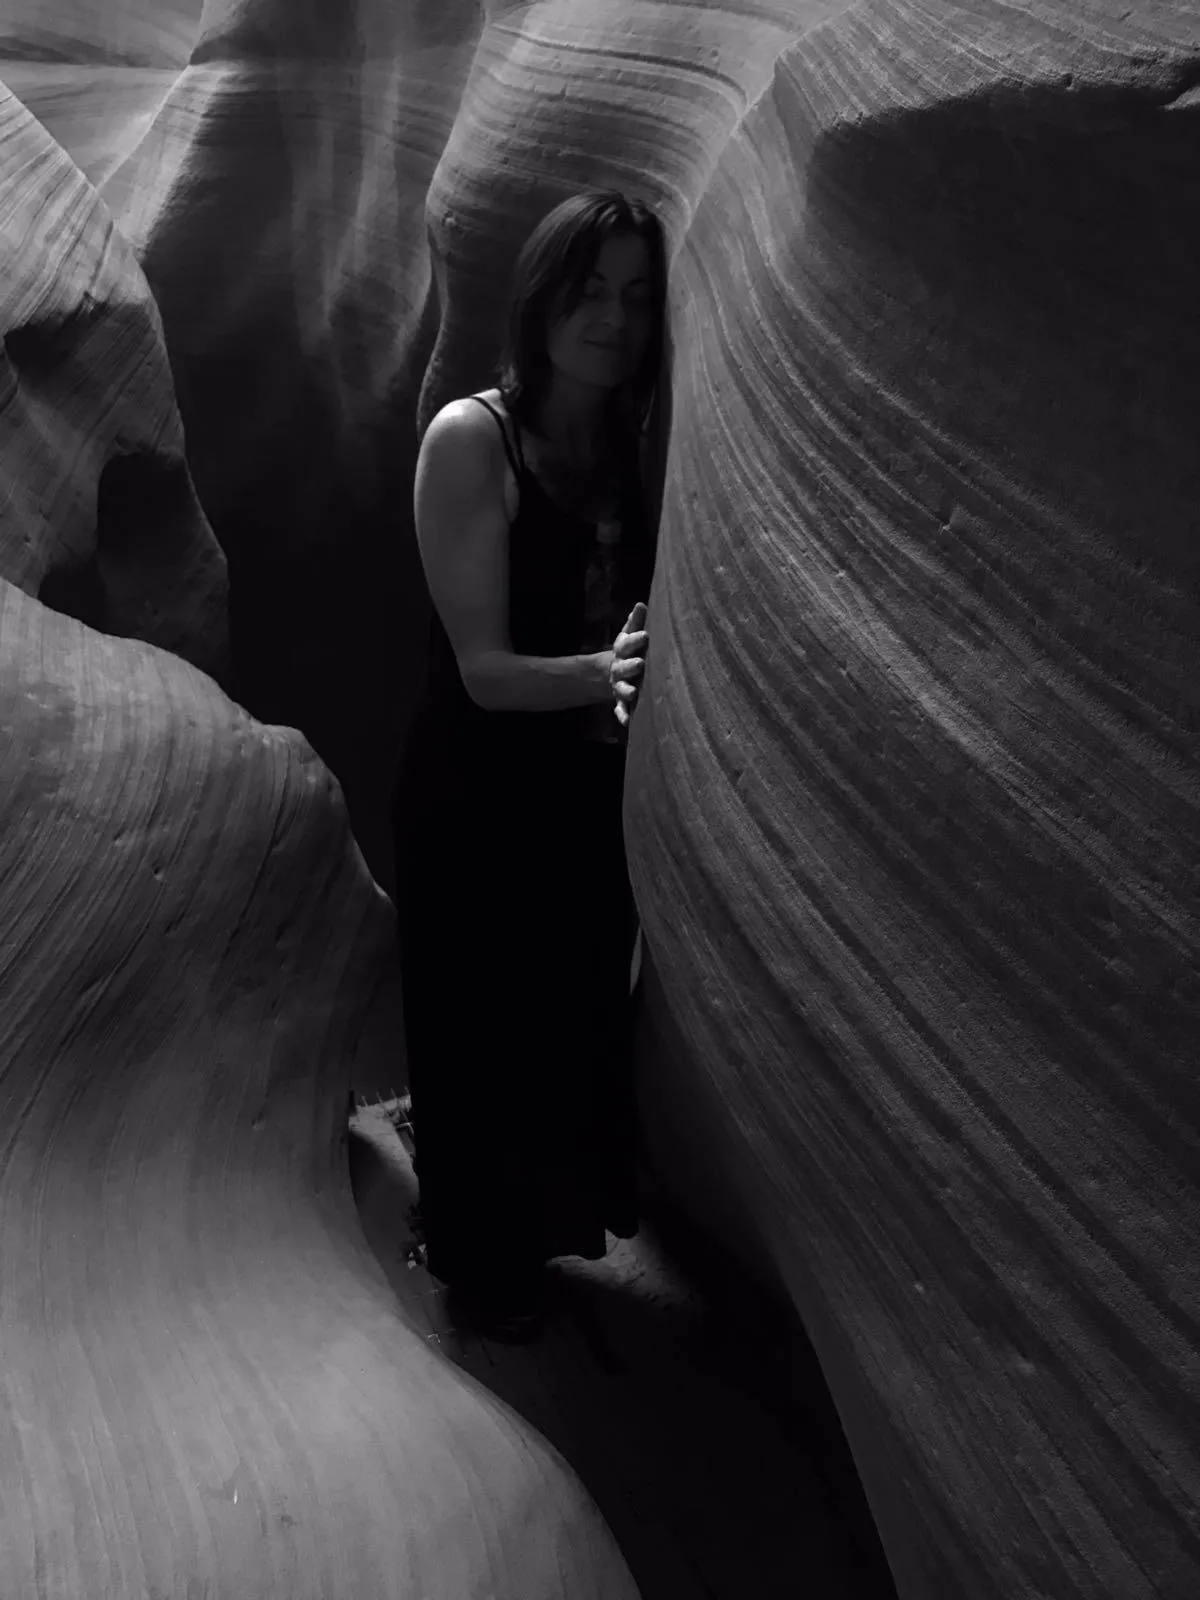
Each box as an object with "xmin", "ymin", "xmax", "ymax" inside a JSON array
[
  {"xmin": 0, "ymin": 84, "xmax": 227, "ymax": 684},
  {"xmin": 0, "ymin": 575, "xmax": 640, "ymax": 1599},
  {"xmin": 0, "ymin": 0, "xmax": 202, "ymax": 185},
  {"xmin": 628, "ymin": 12, "xmax": 1200, "ymax": 1600},
  {"xmin": 0, "ymin": 28, "xmax": 638, "ymax": 1599},
  {"xmin": 98, "ymin": 0, "xmax": 490, "ymax": 875},
  {"xmin": 3, "ymin": 0, "xmax": 1198, "ymax": 1596},
  {"xmin": 412, "ymin": 5, "xmax": 1200, "ymax": 1590}
]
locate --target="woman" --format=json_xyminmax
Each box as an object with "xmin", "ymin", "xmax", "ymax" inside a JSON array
[{"xmin": 390, "ymin": 189, "xmax": 670, "ymax": 1341}]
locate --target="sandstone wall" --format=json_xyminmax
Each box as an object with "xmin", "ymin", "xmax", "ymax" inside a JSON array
[{"xmin": 2, "ymin": 1, "xmax": 1197, "ymax": 1595}]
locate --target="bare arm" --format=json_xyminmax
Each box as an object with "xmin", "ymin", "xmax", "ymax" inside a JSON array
[{"xmin": 414, "ymin": 401, "xmax": 614, "ymax": 713}]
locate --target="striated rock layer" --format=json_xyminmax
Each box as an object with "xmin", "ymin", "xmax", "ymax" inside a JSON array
[
  {"xmin": 414, "ymin": 2, "xmax": 1200, "ymax": 1593},
  {"xmin": 0, "ymin": 576, "xmax": 641, "ymax": 1600},
  {"xmin": 628, "ymin": 8, "xmax": 1200, "ymax": 1600},
  {"xmin": 0, "ymin": 83, "xmax": 228, "ymax": 684},
  {"xmin": 3, "ymin": 0, "xmax": 1199, "ymax": 1596},
  {"xmin": 0, "ymin": 22, "xmax": 639, "ymax": 1598},
  {"xmin": 97, "ymin": 0, "xmax": 492, "ymax": 879}
]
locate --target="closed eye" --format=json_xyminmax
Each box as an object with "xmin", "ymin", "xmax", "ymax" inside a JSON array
[{"xmin": 583, "ymin": 281, "xmax": 652, "ymax": 304}]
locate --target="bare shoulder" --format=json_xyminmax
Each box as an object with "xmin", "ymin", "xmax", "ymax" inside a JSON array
[
  {"xmin": 420, "ymin": 392, "xmax": 519, "ymax": 519},
  {"xmin": 426, "ymin": 392, "xmax": 502, "ymax": 438},
  {"xmin": 421, "ymin": 393, "xmax": 508, "ymax": 473}
]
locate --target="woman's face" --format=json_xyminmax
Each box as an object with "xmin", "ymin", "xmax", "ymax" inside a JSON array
[{"xmin": 544, "ymin": 231, "xmax": 655, "ymax": 392}]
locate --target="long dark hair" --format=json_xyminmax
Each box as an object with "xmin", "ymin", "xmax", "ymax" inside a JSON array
[{"xmin": 494, "ymin": 189, "xmax": 669, "ymax": 451}]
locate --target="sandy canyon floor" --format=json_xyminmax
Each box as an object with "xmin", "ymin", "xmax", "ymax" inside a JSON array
[{"xmin": 349, "ymin": 1098, "xmax": 898, "ymax": 1600}]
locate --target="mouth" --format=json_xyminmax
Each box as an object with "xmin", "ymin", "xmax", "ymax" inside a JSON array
[{"xmin": 587, "ymin": 340, "xmax": 625, "ymax": 352}]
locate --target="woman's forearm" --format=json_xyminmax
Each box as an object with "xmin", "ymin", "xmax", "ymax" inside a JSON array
[{"xmin": 465, "ymin": 649, "xmax": 615, "ymax": 712}]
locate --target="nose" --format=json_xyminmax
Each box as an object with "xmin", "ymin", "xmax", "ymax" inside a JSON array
[{"xmin": 593, "ymin": 312, "xmax": 633, "ymax": 347}]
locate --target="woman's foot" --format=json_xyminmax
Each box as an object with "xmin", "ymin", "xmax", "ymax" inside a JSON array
[{"xmin": 445, "ymin": 1266, "xmax": 547, "ymax": 1344}]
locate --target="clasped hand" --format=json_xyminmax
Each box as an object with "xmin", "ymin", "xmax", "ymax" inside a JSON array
[{"xmin": 608, "ymin": 601, "xmax": 648, "ymax": 728}]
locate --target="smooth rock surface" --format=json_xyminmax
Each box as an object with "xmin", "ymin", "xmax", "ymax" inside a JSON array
[
  {"xmin": 99, "ymin": 0, "xmax": 490, "ymax": 874},
  {"xmin": 2, "ymin": 1, "xmax": 1199, "ymax": 1597},
  {"xmin": 627, "ymin": 8, "xmax": 1200, "ymax": 1599},
  {"xmin": 0, "ymin": 577, "xmax": 640, "ymax": 1600},
  {"xmin": 0, "ymin": 82, "xmax": 228, "ymax": 684}
]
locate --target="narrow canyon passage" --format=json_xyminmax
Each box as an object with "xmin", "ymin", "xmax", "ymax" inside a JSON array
[
  {"xmin": 348, "ymin": 1095, "xmax": 899, "ymax": 1600},
  {"xmin": 2, "ymin": 1, "xmax": 1196, "ymax": 1596}
]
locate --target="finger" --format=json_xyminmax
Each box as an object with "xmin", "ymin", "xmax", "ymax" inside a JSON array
[
  {"xmin": 613, "ymin": 658, "xmax": 644, "ymax": 681},
  {"xmin": 626, "ymin": 602, "xmax": 647, "ymax": 628},
  {"xmin": 614, "ymin": 679, "xmax": 639, "ymax": 702},
  {"xmin": 614, "ymin": 702, "xmax": 629, "ymax": 727}
]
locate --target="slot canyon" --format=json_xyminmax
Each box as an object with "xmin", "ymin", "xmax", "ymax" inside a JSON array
[{"xmin": 1, "ymin": 2, "xmax": 1197, "ymax": 1596}]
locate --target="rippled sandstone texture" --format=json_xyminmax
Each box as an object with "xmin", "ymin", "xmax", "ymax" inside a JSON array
[
  {"xmin": 0, "ymin": 590, "xmax": 637, "ymax": 1600},
  {"xmin": 0, "ymin": 84, "xmax": 227, "ymax": 682},
  {"xmin": 3, "ymin": 1, "xmax": 1200, "ymax": 1598},
  {"xmin": 0, "ymin": 14, "xmax": 641, "ymax": 1600}
]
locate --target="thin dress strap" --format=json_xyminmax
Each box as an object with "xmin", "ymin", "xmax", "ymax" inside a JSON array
[{"xmin": 469, "ymin": 394, "xmax": 525, "ymax": 480}]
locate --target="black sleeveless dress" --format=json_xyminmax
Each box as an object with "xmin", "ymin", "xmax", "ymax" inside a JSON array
[{"xmin": 389, "ymin": 393, "xmax": 655, "ymax": 1290}]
